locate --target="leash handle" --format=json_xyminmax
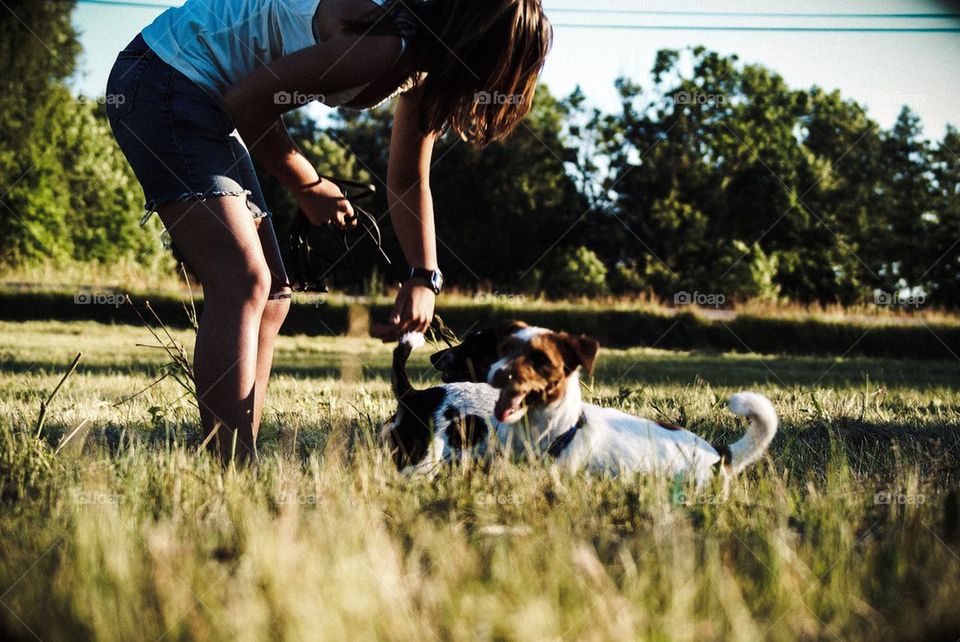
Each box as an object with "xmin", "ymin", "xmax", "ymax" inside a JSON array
[{"xmin": 287, "ymin": 174, "xmax": 405, "ymax": 293}]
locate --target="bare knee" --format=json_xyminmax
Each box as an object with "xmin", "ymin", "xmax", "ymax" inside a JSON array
[
  {"xmin": 205, "ymin": 259, "xmax": 273, "ymax": 314},
  {"xmin": 261, "ymin": 286, "xmax": 291, "ymax": 334},
  {"xmin": 242, "ymin": 263, "xmax": 273, "ymax": 305}
]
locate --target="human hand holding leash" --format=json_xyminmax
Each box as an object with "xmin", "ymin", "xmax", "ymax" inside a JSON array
[
  {"xmin": 297, "ymin": 179, "xmax": 357, "ymax": 229},
  {"xmin": 372, "ymin": 280, "xmax": 435, "ymax": 342}
]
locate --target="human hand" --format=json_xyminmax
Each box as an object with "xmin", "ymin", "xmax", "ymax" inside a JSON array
[
  {"xmin": 296, "ymin": 180, "xmax": 356, "ymax": 229},
  {"xmin": 371, "ymin": 280, "xmax": 436, "ymax": 342}
]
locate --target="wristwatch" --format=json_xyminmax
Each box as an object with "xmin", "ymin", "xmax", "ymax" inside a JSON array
[{"xmin": 408, "ymin": 267, "xmax": 444, "ymax": 295}]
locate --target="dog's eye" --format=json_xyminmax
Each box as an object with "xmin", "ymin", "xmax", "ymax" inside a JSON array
[{"xmin": 527, "ymin": 350, "xmax": 553, "ymax": 372}]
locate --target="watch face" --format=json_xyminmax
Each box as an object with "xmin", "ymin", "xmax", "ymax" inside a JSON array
[{"xmin": 409, "ymin": 268, "xmax": 443, "ymax": 293}]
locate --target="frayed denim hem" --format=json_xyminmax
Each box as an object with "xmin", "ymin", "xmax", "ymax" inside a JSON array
[{"xmin": 140, "ymin": 189, "xmax": 272, "ymax": 226}]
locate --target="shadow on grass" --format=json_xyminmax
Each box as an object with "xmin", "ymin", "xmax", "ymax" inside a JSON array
[
  {"xmin": 31, "ymin": 410, "xmax": 960, "ymax": 488},
  {"xmin": 5, "ymin": 350, "xmax": 960, "ymax": 390}
]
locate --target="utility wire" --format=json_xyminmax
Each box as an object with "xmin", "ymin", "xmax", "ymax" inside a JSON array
[
  {"xmin": 552, "ymin": 23, "xmax": 960, "ymax": 33},
  {"xmin": 546, "ymin": 7, "xmax": 960, "ymax": 20}
]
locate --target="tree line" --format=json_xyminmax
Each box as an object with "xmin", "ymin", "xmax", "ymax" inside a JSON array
[{"xmin": 2, "ymin": 3, "xmax": 958, "ymax": 307}]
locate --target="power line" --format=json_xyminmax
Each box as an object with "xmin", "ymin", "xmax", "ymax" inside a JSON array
[
  {"xmin": 553, "ymin": 23, "xmax": 960, "ymax": 33},
  {"xmin": 546, "ymin": 8, "xmax": 960, "ymax": 20}
]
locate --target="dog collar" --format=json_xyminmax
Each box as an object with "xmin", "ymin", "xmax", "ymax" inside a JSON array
[{"xmin": 545, "ymin": 412, "xmax": 587, "ymax": 458}]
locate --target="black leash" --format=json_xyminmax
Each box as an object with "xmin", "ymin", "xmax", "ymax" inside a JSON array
[
  {"xmin": 287, "ymin": 175, "xmax": 402, "ymax": 293},
  {"xmin": 285, "ymin": 174, "xmax": 459, "ymax": 345}
]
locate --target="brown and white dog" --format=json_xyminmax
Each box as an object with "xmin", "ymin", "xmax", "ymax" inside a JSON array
[
  {"xmin": 383, "ymin": 323, "xmax": 777, "ymax": 486},
  {"xmin": 485, "ymin": 324, "xmax": 777, "ymax": 486}
]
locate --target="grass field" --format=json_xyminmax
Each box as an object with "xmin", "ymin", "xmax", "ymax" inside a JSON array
[{"xmin": 2, "ymin": 318, "xmax": 960, "ymax": 641}]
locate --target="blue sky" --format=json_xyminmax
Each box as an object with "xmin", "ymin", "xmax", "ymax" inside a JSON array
[{"xmin": 72, "ymin": 0, "xmax": 960, "ymax": 139}]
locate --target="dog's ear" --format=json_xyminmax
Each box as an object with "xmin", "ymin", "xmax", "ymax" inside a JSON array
[
  {"xmin": 555, "ymin": 333, "xmax": 600, "ymax": 375},
  {"xmin": 429, "ymin": 346, "xmax": 452, "ymax": 368},
  {"xmin": 496, "ymin": 320, "xmax": 528, "ymax": 339}
]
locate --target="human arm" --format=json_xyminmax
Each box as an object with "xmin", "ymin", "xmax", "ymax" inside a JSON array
[
  {"xmin": 221, "ymin": 33, "xmax": 404, "ymax": 226},
  {"xmin": 371, "ymin": 90, "xmax": 439, "ymax": 340}
]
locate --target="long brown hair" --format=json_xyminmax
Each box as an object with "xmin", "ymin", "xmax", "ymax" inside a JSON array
[{"xmin": 348, "ymin": 0, "xmax": 553, "ymax": 146}]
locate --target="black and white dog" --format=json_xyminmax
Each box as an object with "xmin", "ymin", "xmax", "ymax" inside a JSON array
[
  {"xmin": 382, "ymin": 327, "xmax": 517, "ymax": 474},
  {"xmin": 382, "ymin": 323, "xmax": 777, "ymax": 485}
]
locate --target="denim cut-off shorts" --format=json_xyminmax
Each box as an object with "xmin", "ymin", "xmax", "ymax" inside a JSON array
[{"xmin": 106, "ymin": 34, "xmax": 271, "ymax": 224}]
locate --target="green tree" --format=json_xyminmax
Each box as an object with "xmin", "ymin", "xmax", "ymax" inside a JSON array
[
  {"xmin": 874, "ymin": 108, "xmax": 936, "ymax": 292},
  {"xmin": 924, "ymin": 126, "xmax": 960, "ymax": 306},
  {"xmin": 795, "ymin": 88, "xmax": 884, "ymax": 301},
  {"xmin": 585, "ymin": 47, "xmax": 926, "ymax": 305},
  {"xmin": 538, "ymin": 246, "xmax": 608, "ymax": 299},
  {"xmin": 62, "ymin": 101, "xmax": 163, "ymax": 263},
  {"xmin": 0, "ymin": 0, "xmax": 79, "ymax": 262},
  {"xmin": 0, "ymin": 1, "xmax": 164, "ymax": 266}
]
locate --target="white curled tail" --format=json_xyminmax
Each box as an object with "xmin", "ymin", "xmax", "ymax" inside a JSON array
[
  {"xmin": 391, "ymin": 332, "xmax": 426, "ymax": 399},
  {"xmin": 724, "ymin": 392, "xmax": 778, "ymax": 474}
]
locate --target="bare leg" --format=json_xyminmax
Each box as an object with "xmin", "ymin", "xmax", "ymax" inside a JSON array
[
  {"xmin": 251, "ymin": 216, "xmax": 291, "ymax": 433},
  {"xmin": 156, "ymin": 196, "xmax": 272, "ymax": 463}
]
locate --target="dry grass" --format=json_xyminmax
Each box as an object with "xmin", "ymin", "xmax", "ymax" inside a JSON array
[
  {"xmin": 2, "ymin": 260, "xmax": 957, "ymax": 328},
  {"xmin": 1, "ymin": 319, "xmax": 959, "ymax": 641}
]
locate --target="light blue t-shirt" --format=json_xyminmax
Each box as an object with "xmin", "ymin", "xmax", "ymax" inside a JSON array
[{"xmin": 141, "ymin": 0, "xmax": 396, "ymax": 106}]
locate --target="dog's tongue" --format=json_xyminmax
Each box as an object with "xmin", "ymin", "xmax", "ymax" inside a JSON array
[{"xmin": 494, "ymin": 390, "xmax": 525, "ymax": 422}]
